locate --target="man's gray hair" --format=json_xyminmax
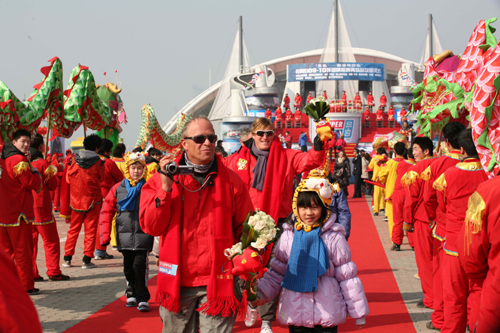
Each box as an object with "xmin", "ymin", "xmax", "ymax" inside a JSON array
[
  {"xmin": 239, "ymin": 127, "xmax": 251, "ymax": 140},
  {"xmin": 181, "ymin": 116, "xmax": 212, "ymax": 138}
]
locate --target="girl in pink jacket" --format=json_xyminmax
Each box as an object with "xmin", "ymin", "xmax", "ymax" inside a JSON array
[{"xmin": 257, "ymin": 174, "xmax": 369, "ymax": 332}]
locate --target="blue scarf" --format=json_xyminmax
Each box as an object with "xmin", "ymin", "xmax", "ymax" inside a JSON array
[
  {"xmin": 117, "ymin": 178, "xmax": 145, "ymax": 211},
  {"xmin": 281, "ymin": 226, "xmax": 330, "ymax": 293}
]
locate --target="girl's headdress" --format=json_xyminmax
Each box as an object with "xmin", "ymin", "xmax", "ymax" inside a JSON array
[
  {"xmin": 124, "ymin": 152, "xmax": 148, "ymax": 185},
  {"xmin": 292, "ymin": 169, "xmax": 335, "ymax": 231}
]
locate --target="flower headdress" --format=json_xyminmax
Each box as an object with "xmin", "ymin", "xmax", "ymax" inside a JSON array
[{"xmin": 124, "ymin": 152, "xmax": 148, "ymax": 186}]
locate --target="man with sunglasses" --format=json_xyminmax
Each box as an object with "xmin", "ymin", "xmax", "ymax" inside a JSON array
[
  {"xmin": 139, "ymin": 116, "xmax": 253, "ymax": 333},
  {"xmin": 226, "ymin": 118, "xmax": 326, "ymax": 333}
]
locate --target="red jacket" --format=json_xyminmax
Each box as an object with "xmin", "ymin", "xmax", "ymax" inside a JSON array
[
  {"xmin": 403, "ymin": 157, "xmax": 435, "ymax": 225},
  {"xmin": 421, "ymin": 151, "xmax": 461, "ymax": 240},
  {"xmin": 0, "ymin": 248, "xmax": 43, "ymax": 333},
  {"xmin": 441, "ymin": 159, "xmax": 487, "ymax": 256},
  {"xmin": 139, "ymin": 155, "xmax": 253, "ymax": 287},
  {"xmin": 99, "ymin": 155, "xmax": 124, "ymax": 199},
  {"xmin": 66, "ymin": 151, "xmax": 105, "ymax": 212},
  {"xmin": 226, "ymin": 139, "xmax": 325, "ymax": 219},
  {"xmin": 0, "ymin": 142, "xmax": 42, "ymax": 226},
  {"xmin": 31, "ymin": 153, "xmax": 58, "ymax": 224},
  {"xmin": 394, "ymin": 159, "xmax": 415, "ymax": 192},
  {"xmin": 458, "ymin": 176, "xmax": 500, "ymax": 332},
  {"xmin": 334, "ymin": 138, "xmax": 346, "ymax": 150}
]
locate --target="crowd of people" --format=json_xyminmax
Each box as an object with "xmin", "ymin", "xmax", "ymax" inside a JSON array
[
  {"xmin": 2, "ymin": 115, "xmax": 499, "ymax": 332},
  {"xmin": 367, "ymin": 122, "xmax": 500, "ymax": 332}
]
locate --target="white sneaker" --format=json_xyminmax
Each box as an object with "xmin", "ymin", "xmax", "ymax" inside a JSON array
[
  {"xmin": 244, "ymin": 303, "xmax": 259, "ymax": 327},
  {"xmin": 260, "ymin": 323, "xmax": 273, "ymax": 333},
  {"xmin": 126, "ymin": 297, "xmax": 137, "ymax": 307}
]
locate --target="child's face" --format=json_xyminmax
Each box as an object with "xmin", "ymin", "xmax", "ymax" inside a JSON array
[
  {"xmin": 129, "ymin": 163, "xmax": 144, "ymax": 180},
  {"xmin": 298, "ymin": 199, "xmax": 323, "ymax": 226}
]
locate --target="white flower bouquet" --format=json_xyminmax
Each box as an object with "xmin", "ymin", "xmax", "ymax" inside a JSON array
[{"xmin": 223, "ymin": 210, "xmax": 279, "ymax": 301}]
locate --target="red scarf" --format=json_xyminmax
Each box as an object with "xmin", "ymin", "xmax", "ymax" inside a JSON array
[
  {"xmin": 157, "ymin": 154, "xmax": 238, "ymax": 317},
  {"xmin": 233, "ymin": 137, "xmax": 287, "ymax": 265}
]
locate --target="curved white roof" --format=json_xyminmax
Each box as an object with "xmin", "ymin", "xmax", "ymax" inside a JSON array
[{"xmin": 162, "ymin": 47, "xmax": 419, "ymax": 133}]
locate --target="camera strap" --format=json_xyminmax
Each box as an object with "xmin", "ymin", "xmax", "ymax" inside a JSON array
[{"xmin": 174, "ymin": 174, "xmax": 212, "ymax": 193}]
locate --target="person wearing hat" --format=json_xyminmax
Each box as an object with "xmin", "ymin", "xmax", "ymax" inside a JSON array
[
  {"xmin": 367, "ymin": 91, "xmax": 374, "ymax": 107},
  {"xmin": 255, "ymin": 170, "xmax": 368, "ymax": 331},
  {"xmin": 283, "ymin": 93, "xmax": 290, "ymax": 109},
  {"xmin": 306, "ymin": 92, "xmax": 313, "ymax": 104},
  {"xmin": 99, "ymin": 151, "xmax": 153, "ymax": 312},
  {"xmin": 29, "ymin": 134, "xmax": 70, "ymax": 282},
  {"xmin": 380, "ymin": 92, "xmax": 387, "ymax": 109}
]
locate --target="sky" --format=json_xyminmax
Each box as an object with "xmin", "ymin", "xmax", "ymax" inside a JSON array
[{"xmin": 2, "ymin": 0, "xmax": 499, "ymax": 149}]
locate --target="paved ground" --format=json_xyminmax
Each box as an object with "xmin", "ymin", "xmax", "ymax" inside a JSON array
[{"xmin": 31, "ymin": 197, "xmax": 436, "ymax": 332}]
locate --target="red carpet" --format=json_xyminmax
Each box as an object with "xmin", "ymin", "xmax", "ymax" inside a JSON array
[{"xmin": 64, "ymin": 186, "xmax": 415, "ymax": 332}]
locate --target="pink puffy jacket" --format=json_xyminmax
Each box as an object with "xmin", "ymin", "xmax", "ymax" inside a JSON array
[{"xmin": 258, "ymin": 216, "xmax": 369, "ymax": 327}]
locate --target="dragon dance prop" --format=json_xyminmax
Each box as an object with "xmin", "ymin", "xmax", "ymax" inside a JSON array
[
  {"xmin": 409, "ymin": 18, "xmax": 500, "ymax": 177},
  {"xmin": 0, "ymin": 57, "xmax": 124, "ymax": 148},
  {"xmin": 134, "ymin": 104, "xmax": 191, "ymax": 157},
  {"xmin": 372, "ymin": 131, "xmax": 410, "ymax": 151}
]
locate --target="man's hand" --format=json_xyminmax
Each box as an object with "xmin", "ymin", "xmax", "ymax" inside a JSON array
[
  {"xmin": 25, "ymin": 150, "xmax": 31, "ymax": 161},
  {"xmin": 159, "ymin": 156, "xmax": 174, "ymax": 193}
]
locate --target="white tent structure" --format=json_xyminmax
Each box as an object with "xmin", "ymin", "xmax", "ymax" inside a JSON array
[
  {"xmin": 208, "ymin": 19, "xmax": 251, "ymax": 121},
  {"xmin": 419, "ymin": 15, "xmax": 444, "ymax": 65}
]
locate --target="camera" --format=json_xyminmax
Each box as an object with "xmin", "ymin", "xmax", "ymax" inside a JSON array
[{"xmin": 165, "ymin": 162, "xmax": 195, "ymax": 176}]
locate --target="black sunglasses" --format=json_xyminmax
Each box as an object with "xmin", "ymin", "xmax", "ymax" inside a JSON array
[
  {"xmin": 184, "ymin": 134, "xmax": 218, "ymax": 144},
  {"xmin": 255, "ymin": 130, "xmax": 275, "ymax": 137}
]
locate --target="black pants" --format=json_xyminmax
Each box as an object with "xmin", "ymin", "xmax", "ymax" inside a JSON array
[
  {"xmin": 301, "ymin": 145, "xmax": 307, "ymax": 152},
  {"xmin": 122, "ymin": 250, "xmax": 150, "ymax": 303},
  {"xmin": 354, "ymin": 174, "xmax": 362, "ymax": 196},
  {"xmin": 289, "ymin": 325, "xmax": 338, "ymax": 333}
]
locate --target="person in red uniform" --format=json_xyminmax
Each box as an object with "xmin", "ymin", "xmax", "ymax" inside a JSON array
[
  {"xmin": 367, "ymin": 91, "xmax": 375, "ymax": 107},
  {"xmin": 51, "ymin": 153, "xmax": 63, "ymax": 212},
  {"xmin": 139, "ymin": 116, "xmax": 254, "ymax": 332},
  {"xmin": 435, "ymin": 129, "xmax": 487, "ymax": 333},
  {"xmin": 63, "ymin": 134, "xmax": 105, "ymax": 269},
  {"xmin": 294, "ymin": 108, "xmax": 302, "ymax": 126},
  {"xmin": 29, "ymin": 135, "xmax": 70, "ymax": 282},
  {"xmin": 0, "ymin": 248, "xmax": 43, "ymax": 333},
  {"xmin": 323, "ymin": 90, "xmax": 328, "ymax": 100},
  {"xmin": 421, "ymin": 122, "xmax": 465, "ymax": 330},
  {"xmin": 354, "ymin": 91, "xmax": 362, "ymax": 111},
  {"xmin": 376, "ymin": 107, "xmax": 384, "ymax": 127},
  {"xmin": 294, "ymin": 93, "xmax": 302, "ymax": 110},
  {"xmin": 363, "ymin": 108, "xmax": 371, "ymax": 127},
  {"xmin": 59, "ymin": 150, "xmax": 74, "ymax": 223},
  {"xmin": 225, "ymin": 117, "xmax": 325, "ymax": 332},
  {"xmin": 388, "ymin": 106, "xmax": 395, "ymax": 122},
  {"xmin": 458, "ymin": 172, "xmax": 500, "ymax": 333},
  {"xmin": 285, "ymin": 108, "xmax": 293, "ymax": 128},
  {"xmin": 306, "ymin": 92, "xmax": 313, "ymax": 104},
  {"xmin": 391, "ymin": 149, "xmax": 415, "ymax": 250},
  {"xmin": 265, "ymin": 108, "xmax": 272, "ymax": 119},
  {"xmin": 380, "ymin": 92, "xmax": 388, "ymax": 108},
  {"xmin": 283, "ymin": 93, "xmax": 290, "ymax": 109},
  {"xmin": 284, "ymin": 130, "xmax": 292, "ymax": 149},
  {"xmin": 0, "ymin": 129, "xmax": 43, "ymax": 294},
  {"xmin": 341, "ymin": 91, "xmax": 347, "ymax": 111},
  {"xmin": 400, "ymin": 107, "xmax": 408, "ymax": 122},
  {"xmin": 95, "ymin": 138, "xmax": 124, "ymax": 260},
  {"xmin": 403, "ymin": 137, "xmax": 435, "ymax": 309},
  {"xmin": 274, "ymin": 106, "xmax": 283, "ymax": 128}
]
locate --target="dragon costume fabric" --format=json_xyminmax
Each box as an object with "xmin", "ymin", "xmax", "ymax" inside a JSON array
[
  {"xmin": 409, "ymin": 18, "xmax": 500, "ymax": 177},
  {"xmin": 134, "ymin": 104, "xmax": 191, "ymax": 157},
  {"xmin": 0, "ymin": 57, "xmax": 124, "ymax": 146}
]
